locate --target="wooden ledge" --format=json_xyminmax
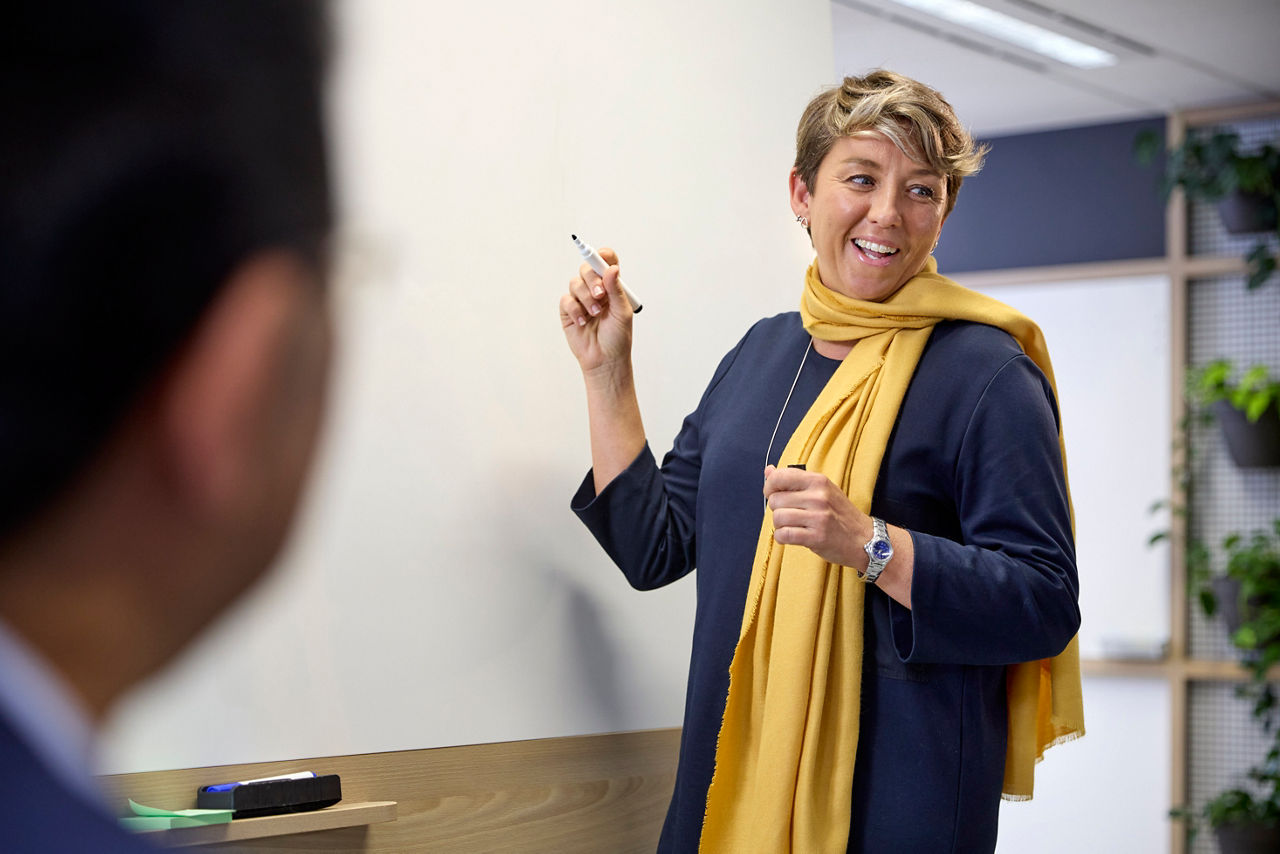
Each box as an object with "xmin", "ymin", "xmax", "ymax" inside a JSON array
[
  {"xmin": 102, "ymin": 728, "xmax": 681, "ymax": 853},
  {"xmin": 140, "ymin": 800, "xmax": 397, "ymax": 848}
]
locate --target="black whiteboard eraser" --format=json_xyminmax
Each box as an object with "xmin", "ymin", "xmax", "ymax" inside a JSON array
[{"xmin": 195, "ymin": 773, "xmax": 342, "ymax": 818}]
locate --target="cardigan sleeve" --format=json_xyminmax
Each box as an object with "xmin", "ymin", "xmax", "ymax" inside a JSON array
[
  {"xmin": 570, "ymin": 334, "xmax": 748, "ymax": 591},
  {"xmin": 570, "ymin": 442, "xmax": 698, "ymax": 590},
  {"xmin": 890, "ymin": 352, "xmax": 1081, "ymax": 666}
]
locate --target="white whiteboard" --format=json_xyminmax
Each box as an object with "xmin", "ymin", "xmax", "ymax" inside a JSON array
[{"xmin": 98, "ymin": 0, "xmax": 835, "ymax": 773}]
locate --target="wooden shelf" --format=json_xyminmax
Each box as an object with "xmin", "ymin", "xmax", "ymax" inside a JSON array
[
  {"xmin": 1081, "ymin": 657, "xmax": 1172, "ymax": 679},
  {"xmin": 1080, "ymin": 656, "xmax": 1280, "ymax": 682},
  {"xmin": 139, "ymin": 800, "xmax": 397, "ymax": 848},
  {"xmin": 103, "ymin": 729, "xmax": 682, "ymax": 854},
  {"xmin": 1182, "ymin": 659, "xmax": 1280, "ymax": 682}
]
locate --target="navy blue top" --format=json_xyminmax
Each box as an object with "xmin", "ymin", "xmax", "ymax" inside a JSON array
[
  {"xmin": 572, "ymin": 312, "xmax": 1079, "ymax": 853},
  {"xmin": 0, "ymin": 709, "xmax": 156, "ymax": 853}
]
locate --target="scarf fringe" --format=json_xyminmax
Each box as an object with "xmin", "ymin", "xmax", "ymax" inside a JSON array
[{"xmin": 1000, "ymin": 727, "xmax": 1087, "ymax": 802}]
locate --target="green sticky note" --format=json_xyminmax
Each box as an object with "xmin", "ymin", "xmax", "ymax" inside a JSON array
[
  {"xmin": 120, "ymin": 799, "xmax": 233, "ymax": 832},
  {"xmin": 120, "ymin": 815, "xmax": 216, "ymax": 831}
]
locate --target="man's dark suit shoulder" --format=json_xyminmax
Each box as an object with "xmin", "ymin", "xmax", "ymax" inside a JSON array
[{"xmin": 0, "ymin": 712, "xmax": 155, "ymax": 853}]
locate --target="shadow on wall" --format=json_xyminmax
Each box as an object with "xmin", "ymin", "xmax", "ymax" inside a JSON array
[
  {"xmin": 488, "ymin": 463, "xmax": 630, "ymax": 734},
  {"xmin": 561, "ymin": 577, "xmax": 626, "ymax": 727}
]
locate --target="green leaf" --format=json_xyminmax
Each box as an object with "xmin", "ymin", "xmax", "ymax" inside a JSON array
[
  {"xmin": 1246, "ymin": 246, "xmax": 1277, "ymax": 290},
  {"xmin": 1189, "ymin": 359, "xmax": 1233, "ymax": 407},
  {"xmin": 1133, "ymin": 129, "xmax": 1162, "ymax": 165}
]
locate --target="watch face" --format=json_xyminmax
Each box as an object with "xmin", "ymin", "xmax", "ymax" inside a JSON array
[{"xmin": 870, "ymin": 540, "xmax": 893, "ymax": 562}]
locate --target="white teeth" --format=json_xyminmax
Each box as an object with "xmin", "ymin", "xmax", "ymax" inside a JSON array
[{"xmin": 854, "ymin": 238, "xmax": 898, "ymax": 255}]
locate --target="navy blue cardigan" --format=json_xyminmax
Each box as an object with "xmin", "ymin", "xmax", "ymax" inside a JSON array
[
  {"xmin": 572, "ymin": 312, "xmax": 1079, "ymax": 853},
  {"xmin": 0, "ymin": 709, "xmax": 156, "ymax": 853}
]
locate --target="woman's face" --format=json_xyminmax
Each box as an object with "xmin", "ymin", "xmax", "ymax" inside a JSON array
[{"xmin": 791, "ymin": 131, "xmax": 948, "ymax": 302}]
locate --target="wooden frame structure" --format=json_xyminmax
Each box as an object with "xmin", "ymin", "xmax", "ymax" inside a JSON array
[{"xmin": 961, "ymin": 98, "xmax": 1280, "ymax": 854}]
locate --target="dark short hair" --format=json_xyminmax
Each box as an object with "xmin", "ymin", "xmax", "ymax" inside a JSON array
[{"xmin": 0, "ymin": 1, "xmax": 332, "ymax": 538}]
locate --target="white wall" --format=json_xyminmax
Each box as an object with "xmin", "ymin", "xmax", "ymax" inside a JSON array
[
  {"xmin": 998, "ymin": 678, "xmax": 1171, "ymax": 853},
  {"xmin": 99, "ymin": 0, "xmax": 835, "ymax": 773}
]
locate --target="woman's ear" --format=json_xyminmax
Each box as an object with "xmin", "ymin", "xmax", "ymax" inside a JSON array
[{"xmin": 789, "ymin": 168, "xmax": 811, "ymax": 220}]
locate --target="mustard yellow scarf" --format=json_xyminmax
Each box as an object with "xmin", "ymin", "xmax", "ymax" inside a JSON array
[{"xmin": 700, "ymin": 257, "xmax": 1084, "ymax": 852}]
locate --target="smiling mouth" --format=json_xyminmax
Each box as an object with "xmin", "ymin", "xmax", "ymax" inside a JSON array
[{"xmin": 853, "ymin": 237, "xmax": 899, "ymax": 260}]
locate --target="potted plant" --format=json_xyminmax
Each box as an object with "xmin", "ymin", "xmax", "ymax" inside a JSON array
[
  {"xmin": 1178, "ymin": 520, "xmax": 1280, "ymax": 853},
  {"xmin": 1187, "ymin": 359, "xmax": 1280, "ymax": 468},
  {"xmin": 1135, "ymin": 128, "xmax": 1280, "ymax": 289}
]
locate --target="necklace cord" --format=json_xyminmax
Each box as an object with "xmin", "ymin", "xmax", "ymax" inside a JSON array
[{"xmin": 763, "ymin": 339, "xmax": 814, "ymax": 508}]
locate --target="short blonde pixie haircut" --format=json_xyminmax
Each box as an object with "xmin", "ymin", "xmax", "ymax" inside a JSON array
[{"xmin": 794, "ymin": 70, "xmax": 987, "ymax": 217}]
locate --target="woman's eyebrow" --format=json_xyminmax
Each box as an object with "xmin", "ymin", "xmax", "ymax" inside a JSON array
[
  {"xmin": 837, "ymin": 157, "xmax": 881, "ymax": 170},
  {"xmin": 836, "ymin": 157, "xmax": 941, "ymax": 180}
]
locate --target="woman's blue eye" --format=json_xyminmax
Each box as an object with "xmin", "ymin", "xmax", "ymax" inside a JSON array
[
  {"xmin": 849, "ymin": 174, "xmax": 873, "ymax": 186},
  {"xmin": 911, "ymin": 185, "xmax": 936, "ymax": 198}
]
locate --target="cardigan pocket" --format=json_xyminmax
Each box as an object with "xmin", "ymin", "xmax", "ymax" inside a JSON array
[
  {"xmin": 875, "ymin": 658, "xmax": 931, "ymax": 683},
  {"xmin": 868, "ymin": 589, "xmax": 931, "ymax": 682}
]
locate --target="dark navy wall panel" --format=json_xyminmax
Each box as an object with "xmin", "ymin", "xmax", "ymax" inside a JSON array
[{"xmin": 934, "ymin": 118, "xmax": 1166, "ymax": 274}]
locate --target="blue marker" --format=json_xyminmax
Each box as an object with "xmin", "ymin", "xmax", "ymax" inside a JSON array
[{"xmin": 202, "ymin": 771, "xmax": 316, "ymax": 793}]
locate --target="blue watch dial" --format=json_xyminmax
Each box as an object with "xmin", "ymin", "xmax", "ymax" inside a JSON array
[{"xmin": 870, "ymin": 540, "xmax": 893, "ymax": 562}]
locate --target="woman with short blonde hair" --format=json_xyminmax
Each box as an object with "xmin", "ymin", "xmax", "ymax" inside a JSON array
[{"xmin": 560, "ymin": 69, "xmax": 1083, "ymax": 853}]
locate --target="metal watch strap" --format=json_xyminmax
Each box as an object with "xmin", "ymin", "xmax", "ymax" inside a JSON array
[{"xmin": 861, "ymin": 516, "xmax": 892, "ymax": 583}]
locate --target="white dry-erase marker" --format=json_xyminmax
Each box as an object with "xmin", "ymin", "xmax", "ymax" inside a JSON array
[{"xmin": 571, "ymin": 234, "xmax": 643, "ymax": 313}]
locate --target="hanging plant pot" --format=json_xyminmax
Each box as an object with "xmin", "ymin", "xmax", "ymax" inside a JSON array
[
  {"xmin": 1216, "ymin": 189, "xmax": 1279, "ymax": 234},
  {"xmin": 1215, "ymin": 821, "xmax": 1280, "ymax": 854},
  {"xmin": 1209, "ymin": 575, "xmax": 1265, "ymax": 661},
  {"xmin": 1210, "ymin": 576, "xmax": 1248, "ymax": 636},
  {"xmin": 1213, "ymin": 400, "xmax": 1280, "ymax": 467}
]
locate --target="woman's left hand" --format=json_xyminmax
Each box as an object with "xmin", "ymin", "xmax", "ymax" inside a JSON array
[{"xmin": 763, "ymin": 465, "xmax": 871, "ymax": 570}]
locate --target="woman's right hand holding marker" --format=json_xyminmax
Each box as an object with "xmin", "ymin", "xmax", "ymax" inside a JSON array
[
  {"xmin": 560, "ymin": 246, "xmax": 646, "ymax": 494},
  {"xmin": 559, "ymin": 246, "xmax": 634, "ymax": 377}
]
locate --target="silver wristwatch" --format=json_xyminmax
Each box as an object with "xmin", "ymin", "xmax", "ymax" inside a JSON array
[{"xmin": 860, "ymin": 517, "xmax": 893, "ymax": 583}]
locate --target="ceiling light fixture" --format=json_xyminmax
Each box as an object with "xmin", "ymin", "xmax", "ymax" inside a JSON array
[{"xmin": 879, "ymin": 0, "xmax": 1118, "ymax": 69}]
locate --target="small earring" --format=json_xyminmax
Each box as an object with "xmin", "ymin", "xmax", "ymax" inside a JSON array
[{"xmin": 796, "ymin": 214, "xmax": 809, "ymax": 228}]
